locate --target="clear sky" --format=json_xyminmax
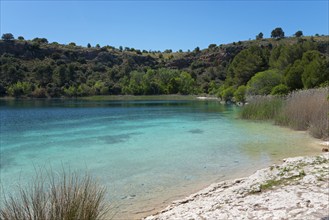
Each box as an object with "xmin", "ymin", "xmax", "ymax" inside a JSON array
[{"xmin": 1, "ymin": 0, "xmax": 328, "ymax": 51}]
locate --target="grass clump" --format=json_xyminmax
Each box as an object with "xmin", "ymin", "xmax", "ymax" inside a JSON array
[
  {"xmin": 240, "ymin": 95, "xmax": 283, "ymax": 120},
  {"xmin": 259, "ymin": 170, "xmax": 306, "ymax": 191},
  {"xmin": 0, "ymin": 169, "xmax": 108, "ymax": 220}
]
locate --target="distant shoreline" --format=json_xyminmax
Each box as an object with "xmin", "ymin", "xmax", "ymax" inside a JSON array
[{"xmin": 0, "ymin": 95, "xmax": 203, "ymax": 101}]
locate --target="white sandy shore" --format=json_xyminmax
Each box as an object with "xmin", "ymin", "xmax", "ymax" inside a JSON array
[
  {"xmin": 145, "ymin": 152, "xmax": 329, "ymax": 220},
  {"xmin": 196, "ymin": 96, "xmax": 220, "ymax": 100}
]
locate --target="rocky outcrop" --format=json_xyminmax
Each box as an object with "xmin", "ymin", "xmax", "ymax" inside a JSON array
[{"xmin": 145, "ymin": 153, "xmax": 329, "ymax": 220}]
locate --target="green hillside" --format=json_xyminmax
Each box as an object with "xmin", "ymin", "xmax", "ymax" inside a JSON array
[{"xmin": 1, "ymin": 33, "xmax": 328, "ymax": 99}]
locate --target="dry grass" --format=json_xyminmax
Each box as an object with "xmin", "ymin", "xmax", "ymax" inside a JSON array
[
  {"xmin": 241, "ymin": 87, "xmax": 329, "ymax": 139},
  {"xmin": 0, "ymin": 169, "xmax": 109, "ymax": 220},
  {"xmin": 276, "ymin": 87, "xmax": 329, "ymax": 139}
]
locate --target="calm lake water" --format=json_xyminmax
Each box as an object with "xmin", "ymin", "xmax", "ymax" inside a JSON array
[{"xmin": 0, "ymin": 99, "xmax": 318, "ymax": 219}]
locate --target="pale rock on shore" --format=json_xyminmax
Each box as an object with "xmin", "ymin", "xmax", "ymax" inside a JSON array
[{"xmin": 145, "ymin": 153, "xmax": 329, "ymax": 220}]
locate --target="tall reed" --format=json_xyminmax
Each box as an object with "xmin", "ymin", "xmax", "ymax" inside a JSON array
[
  {"xmin": 0, "ymin": 169, "xmax": 109, "ymax": 220},
  {"xmin": 275, "ymin": 88, "xmax": 329, "ymax": 139},
  {"xmin": 241, "ymin": 87, "xmax": 329, "ymax": 139},
  {"xmin": 240, "ymin": 95, "xmax": 283, "ymax": 120}
]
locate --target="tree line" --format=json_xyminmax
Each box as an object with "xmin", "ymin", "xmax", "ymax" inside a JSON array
[{"xmin": 1, "ymin": 28, "xmax": 328, "ymax": 99}]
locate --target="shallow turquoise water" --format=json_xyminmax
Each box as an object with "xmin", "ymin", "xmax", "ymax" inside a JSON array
[{"xmin": 0, "ymin": 99, "xmax": 317, "ymax": 218}]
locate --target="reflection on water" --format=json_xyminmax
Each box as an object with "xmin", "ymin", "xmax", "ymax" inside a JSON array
[{"xmin": 0, "ymin": 99, "xmax": 318, "ymax": 219}]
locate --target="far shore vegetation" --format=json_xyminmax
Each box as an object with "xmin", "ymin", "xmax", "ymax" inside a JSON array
[{"xmin": 1, "ymin": 28, "xmax": 328, "ymax": 102}]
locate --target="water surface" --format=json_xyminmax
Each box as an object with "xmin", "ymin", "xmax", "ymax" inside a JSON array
[{"xmin": 0, "ymin": 99, "xmax": 318, "ymax": 219}]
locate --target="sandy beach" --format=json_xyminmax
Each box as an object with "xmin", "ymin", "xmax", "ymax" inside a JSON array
[{"xmin": 145, "ymin": 151, "xmax": 329, "ymax": 220}]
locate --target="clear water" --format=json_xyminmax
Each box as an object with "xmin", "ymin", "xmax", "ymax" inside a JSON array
[{"xmin": 0, "ymin": 99, "xmax": 318, "ymax": 219}]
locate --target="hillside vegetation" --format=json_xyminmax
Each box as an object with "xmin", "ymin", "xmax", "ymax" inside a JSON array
[{"xmin": 1, "ymin": 32, "xmax": 328, "ymax": 99}]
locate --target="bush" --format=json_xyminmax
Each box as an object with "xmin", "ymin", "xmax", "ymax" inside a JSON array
[
  {"xmin": 0, "ymin": 169, "xmax": 108, "ymax": 220},
  {"xmin": 7, "ymin": 81, "xmax": 32, "ymax": 97},
  {"xmin": 221, "ymin": 86, "xmax": 235, "ymax": 102},
  {"xmin": 271, "ymin": 84, "xmax": 289, "ymax": 96},
  {"xmin": 234, "ymin": 85, "xmax": 246, "ymax": 102},
  {"xmin": 247, "ymin": 69, "xmax": 283, "ymax": 95},
  {"xmin": 31, "ymin": 87, "xmax": 47, "ymax": 98}
]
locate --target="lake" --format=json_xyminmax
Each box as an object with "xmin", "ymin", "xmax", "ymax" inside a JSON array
[{"xmin": 0, "ymin": 99, "xmax": 318, "ymax": 219}]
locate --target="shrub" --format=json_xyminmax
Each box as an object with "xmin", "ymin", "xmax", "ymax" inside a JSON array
[
  {"xmin": 247, "ymin": 69, "xmax": 283, "ymax": 95},
  {"xmin": 31, "ymin": 87, "xmax": 47, "ymax": 98},
  {"xmin": 0, "ymin": 169, "xmax": 108, "ymax": 220},
  {"xmin": 221, "ymin": 86, "xmax": 235, "ymax": 102},
  {"xmin": 7, "ymin": 81, "xmax": 32, "ymax": 97},
  {"xmin": 234, "ymin": 85, "xmax": 246, "ymax": 102},
  {"xmin": 271, "ymin": 84, "xmax": 289, "ymax": 96}
]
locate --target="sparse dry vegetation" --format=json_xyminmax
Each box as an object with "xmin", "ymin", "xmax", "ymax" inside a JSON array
[
  {"xmin": 0, "ymin": 169, "xmax": 109, "ymax": 220},
  {"xmin": 276, "ymin": 88, "xmax": 329, "ymax": 139}
]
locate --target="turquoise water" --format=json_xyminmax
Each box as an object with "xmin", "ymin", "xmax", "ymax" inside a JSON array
[{"xmin": 0, "ymin": 99, "xmax": 317, "ymax": 218}]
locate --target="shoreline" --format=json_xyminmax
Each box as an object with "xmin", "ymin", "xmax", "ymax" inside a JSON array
[{"xmin": 144, "ymin": 147, "xmax": 329, "ymax": 220}]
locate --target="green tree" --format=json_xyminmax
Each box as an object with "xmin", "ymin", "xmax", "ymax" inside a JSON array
[
  {"xmin": 301, "ymin": 51, "xmax": 329, "ymax": 88},
  {"xmin": 164, "ymin": 49, "xmax": 172, "ymax": 53},
  {"xmin": 17, "ymin": 36, "xmax": 25, "ymax": 40},
  {"xmin": 31, "ymin": 87, "xmax": 47, "ymax": 98},
  {"xmin": 247, "ymin": 69, "xmax": 283, "ymax": 95},
  {"xmin": 234, "ymin": 85, "xmax": 247, "ymax": 102},
  {"xmin": 208, "ymin": 44, "xmax": 216, "ymax": 49},
  {"xmin": 34, "ymin": 64, "xmax": 53, "ymax": 86},
  {"xmin": 269, "ymin": 43, "xmax": 312, "ymax": 71},
  {"xmin": 125, "ymin": 71, "xmax": 145, "ymax": 95},
  {"xmin": 87, "ymin": 43, "xmax": 91, "ymax": 48},
  {"xmin": 256, "ymin": 32, "xmax": 263, "ymax": 40},
  {"xmin": 63, "ymin": 85, "xmax": 77, "ymax": 97},
  {"xmin": 52, "ymin": 65, "xmax": 67, "ymax": 86},
  {"xmin": 32, "ymin": 37, "xmax": 48, "ymax": 44},
  {"xmin": 294, "ymin": 30, "xmax": 303, "ymax": 37},
  {"xmin": 7, "ymin": 81, "xmax": 32, "ymax": 97},
  {"xmin": 1, "ymin": 33, "xmax": 14, "ymax": 41},
  {"xmin": 271, "ymin": 27, "xmax": 284, "ymax": 39},
  {"xmin": 194, "ymin": 47, "xmax": 200, "ymax": 53},
  {"xmin": 96, "ymin": 44, "xmax": 100, "ymax": 48},
  {"xmin": 284, "ymin": 60, "xmax": 304, "ymax": 90},
  {"xmin": 208, "ymin": 81, "xmax": 220, "ymax": 95},
  {"xmin": 227, "ymin": 46, "xmax": 269, "ymax": 86},
  {"xmin": 177, "ymin": 71, "xmax": 195, "ymax": 95},
  {"xmin": 221, "ymin": 86, "xmax": 235, "ymax": 102},
  {"xmin": 271, "ymin": 84, "xmax": 289, "ymax": 96},
  {"xmin": 93, "ymin": 81, "xmax": 108, "ymax": 95}
]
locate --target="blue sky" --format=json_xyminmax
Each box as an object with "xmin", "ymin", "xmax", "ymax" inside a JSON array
[{"xmin": 1, "ymin": 1, "xmax": 328, "ymax": 51}]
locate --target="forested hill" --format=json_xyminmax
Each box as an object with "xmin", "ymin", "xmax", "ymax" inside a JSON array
[{"xmin": 1, "ymin": 33, "xmax": 328, "ymax": 99}]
